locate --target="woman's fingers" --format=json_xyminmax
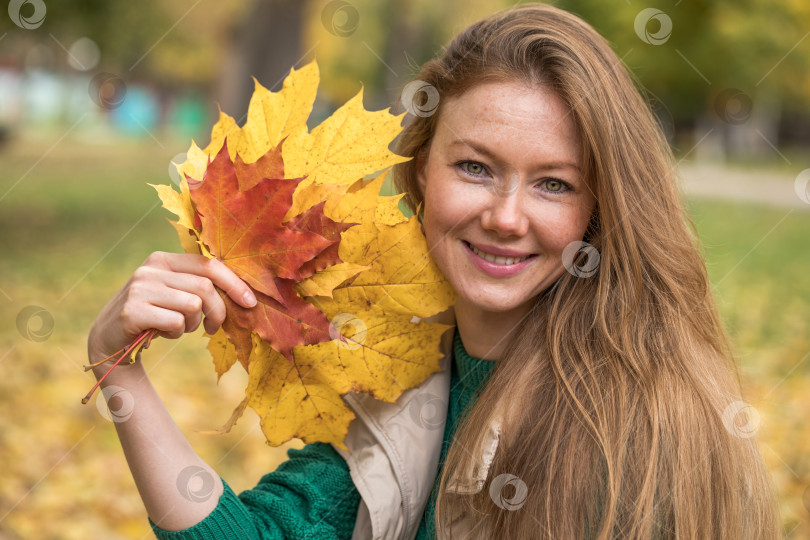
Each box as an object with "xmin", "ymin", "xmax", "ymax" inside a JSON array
[
  {"xmin": 141, "ymin": 303, "xmax": 194, "ymax": 340},
  {"xmin": 156, "ymin": 270, "xmax": 229, "ymax": 333},
  {"xmin": 90, "ymin": 252, "xmax": 259, "ymax": 366},
  {"xmin": 143, "ymin": 252, "xmax": 257, "ymax": 308},
  {"xmin": 100, "ymin": 252, "xmax": 260, "ymax": 357},
  {"xmin": 132, "ymin": 252, "xmax": 260, "ymax": 338}
]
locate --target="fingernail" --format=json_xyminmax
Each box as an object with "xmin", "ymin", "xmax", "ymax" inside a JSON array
[{"xmin": 243, "ymin": 291, "xmax": 257, "ymax": 307}]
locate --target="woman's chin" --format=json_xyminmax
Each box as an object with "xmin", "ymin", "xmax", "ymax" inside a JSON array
[{"xmin": 456, "ymin": 290, "xmax": 534, "ymax": 315}]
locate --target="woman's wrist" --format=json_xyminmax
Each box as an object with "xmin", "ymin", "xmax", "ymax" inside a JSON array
[
  {"xmin": 89, "ymin": 347, "xmax": 148, "ymax": 385},
  {"xmin": 87, "ymin": 323, "xmax": 146, "ymax": 379}
]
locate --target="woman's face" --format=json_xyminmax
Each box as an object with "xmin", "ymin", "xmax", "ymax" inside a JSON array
[{"xmin": 417, "ymin": 80, "xmax": 595, "ymax": 318}]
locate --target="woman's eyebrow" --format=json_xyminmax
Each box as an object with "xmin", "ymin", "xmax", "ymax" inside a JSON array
[{"xmin": 448, "ymin": 138, "xmax": 581, "ymax": 172}]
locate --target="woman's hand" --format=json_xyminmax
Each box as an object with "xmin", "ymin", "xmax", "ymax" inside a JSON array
[
  {"xmin": 87, "ymin": 251, "xmax": 257, "ymax": 370},
  {"xmin": 82, "ymin": 251, "xmax": 252, "ymax": 528}
]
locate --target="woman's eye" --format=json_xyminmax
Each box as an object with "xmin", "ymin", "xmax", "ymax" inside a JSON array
[
  {"xmin": 459, "ymin": 161, "xmax": 485, "ymax": 176},
  {"xmin": 543, "ymin": 178, "xmax": 569, "ymax": 193}
]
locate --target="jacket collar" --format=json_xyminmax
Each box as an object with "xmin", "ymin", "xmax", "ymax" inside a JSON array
[{"xmin": 333, "ymin": 305, "xmax": 503, "ymax": 539}]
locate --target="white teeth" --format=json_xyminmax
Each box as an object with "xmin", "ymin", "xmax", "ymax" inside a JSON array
[{"xmin": 469, "ymin": 243, "xmax": 530, "ymax": 265}]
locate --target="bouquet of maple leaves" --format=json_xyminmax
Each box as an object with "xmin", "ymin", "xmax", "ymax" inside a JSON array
[{"xmin": 85, "ymin": 60, "xmax": 457, "ymax": 451}]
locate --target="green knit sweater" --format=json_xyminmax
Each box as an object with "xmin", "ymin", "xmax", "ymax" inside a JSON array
[{"xmin": 149, "ymin": 328, "xmax": 495, "ymax": 539}]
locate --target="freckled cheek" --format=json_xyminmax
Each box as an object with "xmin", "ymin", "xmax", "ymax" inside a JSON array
[
  {"xmin": 423, "ymin": 213, "xmax": 457, "ymax": 257},
  {"xmin": 422, "ymin": 181, "xmax": 474, "ymax": 238},
  {"xmin": 421, "ymin": 201, "xmax": 449, "ymax": 253},
  {"xmin": 532, "ymin": 210, "xmax": 591, "ymax": 257},
  {"xmin": 422, "ymin": 221, "xmax": 459, "ymax": 279}
]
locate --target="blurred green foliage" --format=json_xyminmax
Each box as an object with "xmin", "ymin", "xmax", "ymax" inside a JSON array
[{"xmin": 2, "ymin": 0, "xmax": 807, "ymax": 124}]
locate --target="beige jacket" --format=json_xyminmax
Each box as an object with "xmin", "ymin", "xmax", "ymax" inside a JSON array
[{"xmin": 331, "ymin": 309, "xmax": 502, "ymax": 540}]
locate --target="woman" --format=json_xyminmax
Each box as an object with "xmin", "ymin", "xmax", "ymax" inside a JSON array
[{"xmin": 87, "ymin": 3, "xmax": 781, "ymax": 539}]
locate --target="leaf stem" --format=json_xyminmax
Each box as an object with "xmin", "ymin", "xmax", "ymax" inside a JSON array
[{"xmin": 81, "ymin": 329, "xmax": 158, "ymax": 404}]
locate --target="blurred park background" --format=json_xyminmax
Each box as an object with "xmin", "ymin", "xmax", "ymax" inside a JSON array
[{"xmin": 0, "ymin": 0, "xmax": 808, "ymax": 538}]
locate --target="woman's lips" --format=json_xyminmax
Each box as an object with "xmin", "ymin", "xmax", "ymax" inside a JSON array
[
  {"xmin": 463, "ymin": 241, "xmax": 536, "ymax": 277},
  {"xmin": 465, "ymin": 241, "xmax": 535, "ymax": 258}
]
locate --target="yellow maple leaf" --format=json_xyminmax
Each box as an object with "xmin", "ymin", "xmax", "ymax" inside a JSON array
[
  {"xmin": 205, "ymin": 326, "xmax": 238, "ymax": 382},
  {"xmin": 247, "ymin": 308, "xmax": 452, "ymax": 450},
  {"xmin": 293, "ymin": 262, "xmax": 370, "ymax": 298},
  {"xmin": 202, "ymin": 61, "xmax": 319, "ymax": 162},
  {"xmin": 281, "ymin": 87, "xmax": 411, "ymax": 187},
  {"xmin": 176, "ymin": 141, "xmax": 209, "ymax": 182},
  {"xmin": 318, "ymin": 172, "xmax": 457, "ymax": 317},
  {"xmin": 148, "ymin": 174, "xmax": 211, "ymax": 257},
  {"xmin": 375, "ymin": 192, "xmax": 409, "ymax": 226}
]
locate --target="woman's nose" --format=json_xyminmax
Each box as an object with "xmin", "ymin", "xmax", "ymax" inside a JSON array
[{"xmin": 480, "ymin": 182, "xmax": 530, "ymax": 237}]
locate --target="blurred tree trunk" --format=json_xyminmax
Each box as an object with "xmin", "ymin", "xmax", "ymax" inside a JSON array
[{"xmin": 216, "ymin": 0, "xmax": 307, "ymax": 120}]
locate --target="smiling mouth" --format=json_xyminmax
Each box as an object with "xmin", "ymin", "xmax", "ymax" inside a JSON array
[{"xmin": 463, "ymin": 241, "xmax": 536, "ymax": 265}]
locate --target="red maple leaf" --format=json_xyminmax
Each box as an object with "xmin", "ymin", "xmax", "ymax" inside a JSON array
[
  {"xmin": 220, "ymin": 278, "xmax": 333, "ymax": 363},
  {"xmin": 186, "ymin": 140, "xmax": 355, "ymax": 361},
  {"xmin": 189, "ymin": 142, "xmax": 331, "ymax": 301}
]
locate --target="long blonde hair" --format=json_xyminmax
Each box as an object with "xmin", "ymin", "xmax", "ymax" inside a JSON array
[{"xmin": 392, "ymin": 4, "xmax": 781, "ymax": 538}]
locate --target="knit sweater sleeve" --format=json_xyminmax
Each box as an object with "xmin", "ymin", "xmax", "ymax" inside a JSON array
[{"xmin": 148, "ymin": 442, "xmax": 361, "ymax": 540}]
